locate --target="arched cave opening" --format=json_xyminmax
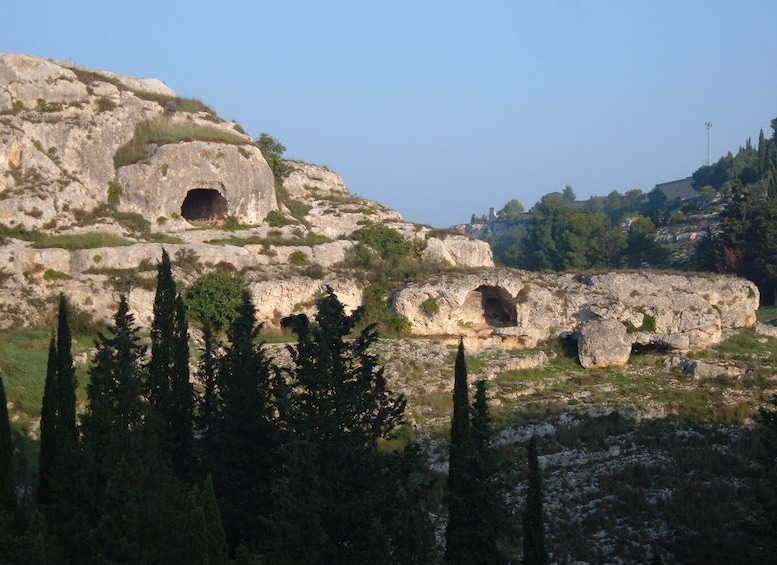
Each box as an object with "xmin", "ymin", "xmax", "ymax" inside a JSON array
[
  {"xmin": 461, "ymin": 285, "xmax": 517, "ymax": 328},
  {"xmin": 180, "ymin": 189, "xmax": 228, "ymax": 223}
]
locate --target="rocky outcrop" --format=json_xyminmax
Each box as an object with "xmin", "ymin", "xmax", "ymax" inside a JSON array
[
  {"xmin": 0, "ymin": 52, "xmax": 273, "ymax": 228},
  {"xmin": 117, "ymin": 139, "xmax": 276, "ymax": 224},
  {"xmin": 392, "ymin": 270, "xmax": 759, "ymax": 354}
]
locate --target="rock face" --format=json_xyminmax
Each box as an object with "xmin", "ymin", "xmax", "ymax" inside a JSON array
[
  {"xmin": 0, "ymin": 52, "xmax": 274, "ymax": 227},
  {"xmin": 392, "ymin": 270, "xmax": 759, "ymax": 355},
  {"xmin": 117, "ymin": 140, "xmax": 276, "ymax": 224}
]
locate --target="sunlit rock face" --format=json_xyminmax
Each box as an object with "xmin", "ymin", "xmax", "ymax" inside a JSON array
[{"xmin": 392, "ymin": 270, "xmax": 759, "ymax": 355}]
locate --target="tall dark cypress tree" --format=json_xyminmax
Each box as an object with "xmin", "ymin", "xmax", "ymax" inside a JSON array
[
  {"xmin": 82, "ymin": 294, "xmax": 147, "ymax": 471},
  {"xmin": 205, "ymin": 289, "xmax": 281, "ymax": 549},
  {"xmin": 0, "ymin": 374, "xmax": 15, "ymax": 514},
  {"xmin": 277, "ymin": 289, "xmax": 425, "ymax": 564},
  {"xmin": 470, "ymin": 379, "xmax": 507, "ymax": 563},
  {"xmin": 195, "ymin": 319, "xmax": 219, "ymax": 432},
  {"xmin": 522, "ymin": 436, "xmax": 548, "ymax": 565},
  {"xmin": 37, "ymin": 295, "xmax": 79, "ymax": 507},
  {"xmin": 83, "ymin": 295, "xmax": 189, "ymax": 563},
  {"xmin": 148, "ymin": 250, "xmax": 193, "ymax": 475},
  {"xmin": 37, "ymin": 333, "xmax": 58, "ymax": 506},
  {"xmin": 36, "ymin": 295, "xmax": 84, "ymax": 561},
  {"xmin": 445, "ymin": 338, "xmax": 476, "ymax": 564}
]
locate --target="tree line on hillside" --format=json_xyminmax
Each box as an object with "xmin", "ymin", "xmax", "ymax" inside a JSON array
[
  {"xmin": 479, "ymin": 116, "xmax": 777, "ymax": 304},
  {"xmin": 484, "ymin": 184, "xmax": 672, "ymax": 272},
  {"xmin": 0, "ymin": 250, "xmax": 552, "ymax": 564}
]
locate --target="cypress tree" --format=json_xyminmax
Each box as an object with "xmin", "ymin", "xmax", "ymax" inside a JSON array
[
  {"xmin": 278, "ymin": 288, "xmax": 425, "ymax": 563},
  {"xmin": 36, "ymin": 333, "xmax": 58, "ymax": 506},
  {"xmin": 35, "ymin": 296, "xmax": 84, "ymax": 561},
  {"xmin": 84, "ymin": 295, "xmax": 190, "ymax": 563},
  {"xmin": 201, "ymin": 474, "xmax": 229, "ymax": 565},
  {"xmin": 471, "ymin": 379, "xmax": 507, "ymax": 563},
  {"xmin": 55, "ymin": 294, "xmax": 78, "ymax": 454},
  {"xmin": 522, "ymin": 436, "xmax": 549, "ymax": 565},
  {"xmin": 37, "ymin": 295, "xmax": 79, "ymax": 507},
  {"xmin": 205, "ymin": 288, "xmax": 280, "ymax": 549},
  {"xmin": 82, "ymin": 294, "xmax": 147, "ymax": 469},
  {"xmin": 195, "ymin": 319, "xmax": 219, "ymax": 432},
  {"xmin": 148, "ymin": 250, "xmax": 193, "ymax": 475},
  {"xmin": 445, "ymin": 338, "xmax": 476, "ymax": 564},
  {"xmin": 0, "ymin": 374, "xmax": 15, "ymax": 514}
]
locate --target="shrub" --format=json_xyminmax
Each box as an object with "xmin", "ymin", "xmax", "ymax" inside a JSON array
[
  {"xmin": 96, "ymin": 97, "xmax": 117, "ymax": 113},
  {"xmin": 174, "ymin": 248, "xmax": 202, "ymax": 274},
  {"xmin": 350, "ymin": 225, "xmax": 412, "ymax": 259},
  {"xmin": 43, "ymin": 269, "xmax": 68, "ymax": 281},
  {"xmin": 421, "ymin": 297, "xmax": 440, "ymax": 316},
  {"xmin": 301, "ymin": 263, "xmax": 325, "ymax": 280},
  {"xmin": 358, "ymin": 284, "xmax": 412, "ymax": 337},
  {"xmin": 185, "ymin": 269, "xmax": 245, "ymax": 330},
  {"xmin": 288, "ymin": 250, "xmax": 309, "ymax": 266},
  {"xmin": 221, "ymin": 216, "xmax": 243, "ymax": 231},
  {"xmin": 107, "ymin": 181, "xmax": 123, "ymax": 208},
  {"xmin": 266, "ymin": 210, "xmax": 292, "ymax": 227}
]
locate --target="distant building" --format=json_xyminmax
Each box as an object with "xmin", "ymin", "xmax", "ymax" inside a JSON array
[{"xmin": 654, "ymin": 177, "xmax": 697, "ymax": 202}]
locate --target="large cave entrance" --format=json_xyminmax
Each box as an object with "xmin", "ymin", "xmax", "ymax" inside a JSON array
[
  {"xmin": 180, "ymin": 189, "xmax": 228, "ymax": 224},
  {"xmin": 461, "ymin": 285, "xmax": 517, "ymax": 328}
]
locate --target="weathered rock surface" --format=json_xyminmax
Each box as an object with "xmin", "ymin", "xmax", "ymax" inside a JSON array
[
  {"xmin": 393, "ymin": 270, "xmax": 759, "ymax": 354},
  {"xmin": 0, "ymin": 52, "xmax": 272, "ymax": 227}
]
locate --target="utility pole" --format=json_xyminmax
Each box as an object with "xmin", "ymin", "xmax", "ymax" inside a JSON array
[{"xmin": 705, "ymin": 122, "xmax": 713, "ymax": 166}]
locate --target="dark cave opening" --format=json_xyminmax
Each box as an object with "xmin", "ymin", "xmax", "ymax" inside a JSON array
[
  {"xmin": 180, "ymin": 188, "xmax": 228, "ymax": 222},
  {"xmin": 476, "ymin": 285, "xmax": 517, "ymax": 327}
]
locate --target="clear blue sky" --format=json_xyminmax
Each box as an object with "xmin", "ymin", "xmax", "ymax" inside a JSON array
[{"xmin": 5, "ymin": 1, "xmax": 777, "ymax": 227}]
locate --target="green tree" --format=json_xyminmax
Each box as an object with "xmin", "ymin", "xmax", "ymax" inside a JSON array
[
  {"xmin": 36, "ymin": 295, "xmax": 84, "ymax": 561},
  {"xmin": 499, "ymin": 198, "xmax": 525, "ymax": 219},
  {"xmin": 256, "ymin": 132, "xmax": 291, "ymax": 181},
  {"xmin": 185, "ymin": 268, "xmax": 246, "ymax": 331},
  {"xmin": 82, "ymin": 295, "xmax": 147, "ymax": 473},
  {"xmin": 205, "ymin": 289, "xmax": 282, "ymax": 549},
  {"xmin": 522, "ymin": 436, "xmax": 548, "ymax": 565},
  {"xmin": 445, "ymin": 345, "xmax": 508, "ymax": 564},
  {"xmin": 37, "ymin": 295, "xmax": 78, "ymax": 507},
  {"xmin": 148, "ymin": 250, "xmax": 194, "ymax": 475},
  {"xmin": 278, "ymin": 289, "xmax": 428, "ymax": 563},
  {"xmin": 625, "ymin": 216, "xmax": 669, "ymax": 268},
  {"xmin": 182, "ymin": 478, "xmax": 229, "ymax": 565},
  {"xmin": 195, "ymin": 319, "xmax": 219, "ymax": 432},
  {"xmin": 36, "ymin": 334, "xmax": 58, "ymax": 506},
  {"xmin": 470, "ymin": 379, "xmax": 508, "ymax": 562},
  {"xmin": 83, "ymin": 295, "xmax": 191, "ymax": 563},
  {"xmin": 562, "ymin": 184, "xmax": 576, "ymax": 204}
]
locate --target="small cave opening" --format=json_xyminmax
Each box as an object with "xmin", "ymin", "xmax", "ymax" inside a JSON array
[
  {"xmin": 461, "ymin": 285, "xmax": 517, "ymax": 328},
  {"xmin": 180, "ymin": 189, "xmax": 228, "ymax": 224}
]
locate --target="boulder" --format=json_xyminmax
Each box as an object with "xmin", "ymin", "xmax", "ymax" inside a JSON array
[
  {"xmin": 422, "ymin": 236, "xmax": 494, "ymax": 268},
  {"xmin": 577, "ymin": 318, "xmax": 631, "ymax": 369}
]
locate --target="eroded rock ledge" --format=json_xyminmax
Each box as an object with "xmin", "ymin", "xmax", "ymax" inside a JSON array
[{"xmin": 392, "ymin": 270, "xmax": 759, "ymax": 358}]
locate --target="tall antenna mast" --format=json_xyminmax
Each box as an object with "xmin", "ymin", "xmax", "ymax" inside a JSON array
[{"xmin": 705, "ymin": 121, "xmax": 713, "ymax": 166}]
